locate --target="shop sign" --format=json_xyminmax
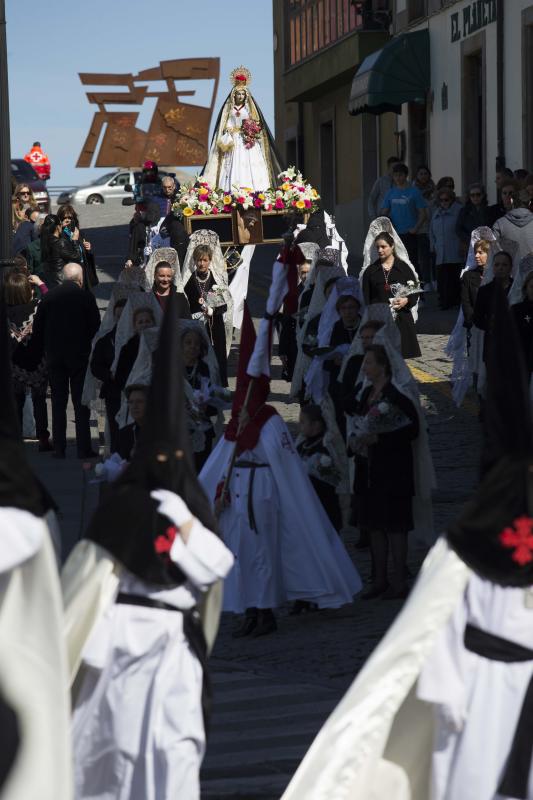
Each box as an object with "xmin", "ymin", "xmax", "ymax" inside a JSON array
[{"xmin": 451, "ymin": 0, "xmax": 497, "ymax": 43}]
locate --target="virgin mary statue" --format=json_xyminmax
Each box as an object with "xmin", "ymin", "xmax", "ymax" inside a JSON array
[{"xmin": 202, "ymin": 66, "xmax": 282, "ymax": 192}]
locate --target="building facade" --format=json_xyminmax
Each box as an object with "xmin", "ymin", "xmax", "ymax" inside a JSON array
[
  {"xmin": 390, "ymin": 0, "xmax": 533, "ymax": 201},
  {"xmin": 273, "ymin": 0, "xmax": 397, "ymax": 263}
]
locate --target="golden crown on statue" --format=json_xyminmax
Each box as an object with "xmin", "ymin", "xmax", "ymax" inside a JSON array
[{"xmin": 230, "ymin": 66, "xmax": 252, "ymax": 88}]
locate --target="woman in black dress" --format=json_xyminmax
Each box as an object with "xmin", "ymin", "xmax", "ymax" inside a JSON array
[
  {"xmin": 181, "ymin": 325, "xmax": 220, "ymax": 472},
  {"xmin": 184, "ymin": 244, "xmax": 228, "ymax": 386},
  {"xmin": 350, "ymin": 344, "xmax": 419, "ymax": 599},
  {"xmin": 297, "ymin": 404, "xmax": 342, "ymax": 532},
  {"xmin": 511, "ymin": 270, "xmax": 533, "ymax": 376},
  {"xmin": 362, "ymin": 232, "xmax": 421, "ymax": 359}
]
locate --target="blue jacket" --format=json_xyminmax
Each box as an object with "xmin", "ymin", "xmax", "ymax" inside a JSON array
[{"xmin": 429, "ymin": 202, "xmax": 462, "ymax": 265}]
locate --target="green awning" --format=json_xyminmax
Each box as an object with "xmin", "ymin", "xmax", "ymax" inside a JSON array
[{"xmin": 349, "ymin": 30, "xmax": 429, "ymax": 116}]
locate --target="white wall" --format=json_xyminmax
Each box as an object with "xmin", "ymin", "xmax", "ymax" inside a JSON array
[{"xmin": 503, "ymin": 0, "xmax": 533, "ymax": 171}]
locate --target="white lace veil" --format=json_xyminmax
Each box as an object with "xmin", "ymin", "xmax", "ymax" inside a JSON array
[
  {"xmin": 115, "ymin": 327, "xmax": 159, "ymax": 429},
  {"xmin": 82, "ymin": 283, "xmax": 143, "ymax": 409},
  {"xmin": 144, "ymin": 247, "xmax": 186, "ymax": 294},
  {"xmin": 181, "ymin": 229, "xmax": 234, "ymax": 354},
  {"xmin": 294, "ymin": 394, "xmax": 351, "ymax": 496},
  {"xmin": 338, "ymin": 303, "xmax": 401, "ymax": 381},
  {"xmin": 509, "ymin": 254, "xmax": 533, "ymax": 305},
  {"xmin": 111, "ymin": 292, "xmax": 163, "ymax": 375}
]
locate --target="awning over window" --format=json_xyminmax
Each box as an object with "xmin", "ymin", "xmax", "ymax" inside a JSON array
[{"xmin": 349, "ymin": 30, "xmax": 430, "ymax": 116}]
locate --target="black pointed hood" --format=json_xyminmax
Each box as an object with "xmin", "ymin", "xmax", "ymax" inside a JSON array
[
  {"xmin": 86, "ymin": 290, "xmax": 216, "ymax": 585},
  {"xmin": 0, "ymin": 298, "xmax": 47, "ymax": 516},
  {"xmin": 447, "ymin": 282, "xmax": 533, "ymax": 586}
]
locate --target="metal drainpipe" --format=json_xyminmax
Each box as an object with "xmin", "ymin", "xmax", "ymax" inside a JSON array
[
  {"xmin": 496, "ymin": 0, "xmax": 505, "ymax": 169},
  {"xmin": 0, "ymin": 0, "xmax": 11, "ymax": 262},
  {"xmin": 297, "ymin": 101, "xmax": 305, "ymax": 174}
]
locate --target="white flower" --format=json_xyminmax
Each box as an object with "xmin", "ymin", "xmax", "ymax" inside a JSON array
[
  {"xmin": 319, "ymin": 454, "xmax": 332, "ymax": 468},
  {"xmin": 407, "ymin": 280, "xmax": 414, "ymax": 287},
  {"xmin": 377, "ymin": 402, "xmax": 390, "ymax": 414}
]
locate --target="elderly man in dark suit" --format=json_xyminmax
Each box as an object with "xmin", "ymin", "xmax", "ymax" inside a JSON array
[{"xmin": 32, "ymin": 262, "xmax": 100, "ymax": 458}]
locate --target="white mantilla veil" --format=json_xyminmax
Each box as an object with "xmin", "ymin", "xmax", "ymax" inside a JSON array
[
  {"xmin": 371, "ymin": 328, "xmax": 436, "ymax": 547},
  {"xmin": 181, "ymin": 229, "xmax": 234, "ymax": 355},
  {"xmin": 445, "ymin": 227, "xmax": 500, "ymax": 406},
  {"xmin": 110, "ymin": 292, "xmax": 163, "ymax": 376},
  {"xmin": 360, "ymin": 216, "xmax": 420, "ymax": 322},
  {"xmin": 338, "ymin": 303, "xmax": 402, "ymax": 382},
  {"xmin": 290, "ymin": 258, "xmax": 345, "ymax": 401},
  {"xmin": 295, "ymin": 393, "xmax": 351, "ymax": 496},
  {"xmin": 143, "ymin": 247, "xmax": 186, "ymax": 295},
  {"xmin": 115, "ymin": 326, "xmax": 159, "ymax": 429},
  {"xmin": 82, "ymin": 283, "xmax": 143, "ymax": 409}
]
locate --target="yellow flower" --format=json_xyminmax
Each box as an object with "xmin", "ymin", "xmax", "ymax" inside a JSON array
[
  {"xmin": 258, "ymin": 192, "xmax": 265, "ymax": 200},
  {"xmin": 296, "ymin": 200, "xmax": 306, "ymax": 210},
  {"xmin": 223, "ymin": 195, "xmax": 232, "ymax": 205},
  {"xmin": 281, "ymin": 182, "xmax": 291, "ymax": 191},
  {"xmin": 311, "ymin": 188, "xmax": 318, "ymax": 198},
  {"xmin": 182, "ymin": 207, "xmax": 194, "ymax": 217}
]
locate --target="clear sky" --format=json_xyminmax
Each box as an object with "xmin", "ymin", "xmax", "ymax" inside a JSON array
[{"xmin": 6, "ymin": 0, "xmax": 274, "ymax": 186}]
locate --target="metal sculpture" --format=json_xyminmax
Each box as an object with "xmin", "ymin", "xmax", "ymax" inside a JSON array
[{"xmin": 77, "ymin": 58, "xmax": 220, "ymax": 168}]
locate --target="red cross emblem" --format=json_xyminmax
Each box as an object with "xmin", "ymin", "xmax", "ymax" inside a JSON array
[
  {"xmin": 154, "ymin": 525, "xmax": 178, "ymax": 561},
  {"xmin": 499, "ymin": 516, "xmax": 533, "ymax": 566}
]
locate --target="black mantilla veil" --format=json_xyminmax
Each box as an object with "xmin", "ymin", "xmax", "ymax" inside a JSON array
[
  {"xmin": 295, "ymin": 205, "xmax": 331, "ymax": 249},
  {"xmin": 0, "ymin": 298, "xmax": 49, "ymax": 516},
  {"xmin": 447, "ymin": 282, "xmax": 533, "ymax": 587},
  {"xmin": 85, "ymin": 290, "xmax": 217, "ymax": 587}
]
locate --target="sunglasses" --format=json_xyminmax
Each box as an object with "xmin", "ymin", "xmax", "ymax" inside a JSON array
[{"xmin": 18, "ymin": 190, "xmax": 30, "ymax": 196}]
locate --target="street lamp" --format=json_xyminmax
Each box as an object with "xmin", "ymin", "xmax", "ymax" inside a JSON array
[{"xmin": 0, "ymin": 0, "xmax": 11, "ymax": 262}]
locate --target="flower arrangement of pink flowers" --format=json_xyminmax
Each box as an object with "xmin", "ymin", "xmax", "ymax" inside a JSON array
[
  {"xmin": 173, "ymin": 166, "xmax": 320, "ymax": 217},
  {"xmin": 241, "ymin": 119, "xmax": 262, "ymax": 149}
]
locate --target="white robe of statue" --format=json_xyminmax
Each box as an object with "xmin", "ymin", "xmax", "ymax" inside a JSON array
[{"xmin": 217, "ymin": 105, "xmax": 271, "ymax": 192}]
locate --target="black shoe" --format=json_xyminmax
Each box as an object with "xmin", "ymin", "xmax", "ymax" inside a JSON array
[
  {"xmin": 289, "ymin": 600, "xmax": 318, "ymax": 616},
  {"xmin": 361, "ymin": 583, "xmax": 388, "ymax": 600},
  {"xmin": 78, "ymin": 449, "xmax": 99, "ymax": 460},
  {"xmin": 231, "ymin": 611, "xmax": 258, "ymax": 638},
  {"xmin": 252, "ymin": 610, "xmax": 277, "ymax": 637},
  {"xmin": 52, "ymin": 450, "xmax": 66, "ymax": 459}
]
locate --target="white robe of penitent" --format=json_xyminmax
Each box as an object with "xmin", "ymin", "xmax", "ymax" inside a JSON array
[
  {"xmin": 280, "ymin": 537, "xmax": 533, "ymax": 800},
  {"xmin": 69, "ymin": 514, "xmax": 233, "ymax": 800},
  {"xmin": 200, "ymin": 414, "xmax": 361, "ymax": 613},
  {"xmin": 217, "ymin": 106, "xmax": 271, "ymax": 192},
  {"xmin": 0, "ymin": 507, "xmax": 72, "ymax": 800}
]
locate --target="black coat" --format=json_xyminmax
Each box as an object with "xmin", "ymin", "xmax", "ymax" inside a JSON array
[
  {"xmin": 353, "ymin": 382, "xmax": 419, "ymax": 498},
  {"xmin": 114, "ymin": 335, "xmax": 141, "ymax": 392},
  {"xmin": 41, "ymin": 236, "xmax": 82, "ymax": 288},
  {"xmin": 455, "ymin": 203, "xmax": 490, "ymax": 244},
  {"xmin": 341, "ymin": 354, "xmax": 364, "ymax": 416},
  {"xmin": 90, "ymin": 327, "xmax": 123, "ymax": 402},
  {"xmin": 296, "ymin": 435, "xmax": 342, "ymax": 531},
  {"xmin": 362, "ymin": 259, "xmax": 421, "ymax": 359},
  {"xmin": 460, "ymin": 267, "xmax": 483, "ymax": 328},
  {"xmin": 184, "ymin": 272, "xmax": 228, "ymax": 386},
  {"xmin": 116, "ymin": 422, "xmax": 141, "ymax": 461},
  {"xmin": 324, "ymin": 319, "xmax": 359, "ymax": 430},
  {"xmin": 473, "ymin": 280, "xmax": 512, "ymax": 360},
  {"xmin": 152, "ymin": 286, "xmax": 191, "ymax": 318},
  {"xmin": 31, "ymin": 280, "xmax": 100, "ymax": 369},
  {"xmin": 511, "ymin": 299, "xmax": 533, "ymax": 374}
]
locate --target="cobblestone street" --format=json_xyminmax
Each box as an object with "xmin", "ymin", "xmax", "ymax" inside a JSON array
[{"xmin": 28, "ymin": 206, "xmax": 483, "ymax": 799}]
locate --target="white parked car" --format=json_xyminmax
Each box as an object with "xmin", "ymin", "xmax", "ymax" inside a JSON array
[{"xmin": 57, "ymin": 170, "xmax": 142, "ymax": 206}]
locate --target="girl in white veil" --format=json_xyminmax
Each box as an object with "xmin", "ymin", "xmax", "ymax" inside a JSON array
[
  {"xmin": 445, "ymin": 227, "xmax": 500, "ymax": 406},
  {"xmin": 182, "ymin": 230, "xmax": 234, "ymax": 385},
  {"xmin": 360, "ymin": 217, "xmax": 421, "ymax": 359}
]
